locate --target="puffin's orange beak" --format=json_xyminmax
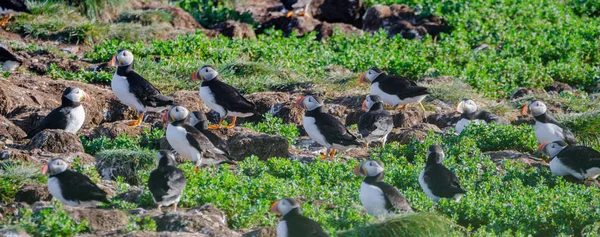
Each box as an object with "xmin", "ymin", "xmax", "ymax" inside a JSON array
[
  {"xmin": 108, "ymin": 55, "xmax": 117, "ymax": 67},
  {"xmin": 191, "ymin": 69, "xmax": 199, "ymax": 81},
  {"xmin": 353, "ymin": 164, "xmax": 363, "ymax": 176},
  {"xmin": 41, "ymin": 163, "xmax": 49, "ymax": 175},
  {"xmin": 295, "ymin": 97, "xmax": 305, "ymax": 108},
  {"xmin": 538, "ymin": 142, "xmax": 548, "ymax": 153},
  {"xmin": 456, "ymin": 100, "xmax": 465, "ymax": 113},
  {"xmin": 162, "ymin": 109, "xmax": 169, "ymax": 124},
  {"xmin": 362, "ymin": 100, "xmax": 368, "ymax": 111},
  {"xmin": 84, "ymin": 92, "xmax": 91, "ymax": 103},
  {"xmin": 521, "ymin": 104, "xmax": 529, "ymax": 115},
  {"xmin": 270, "ymin": 201, "xmax": 279, "ymax": 214},
  {"xmin": 359, "ymin": 73, "xmax": 366, "ymax": 83}
]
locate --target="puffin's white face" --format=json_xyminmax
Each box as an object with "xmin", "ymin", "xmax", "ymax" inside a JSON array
[
  {"xmin": 63, "ymin": 87, "xmax": 91, "ymax": 104},
  {"xmin": 42, "ymin": 158, "xmax": 69, "ymax": 175},
  {"xmin": 522, "ymin": 100, "xmax": 547, "ymax": 117},
  {"xmin": 167, "ymin": 105, "xmax": 190, "ymax": 123},
  {"xmin": 296, "ymin": 96, "xmax": 322, "ymax": 111},
  {"xmin": 456, "ymin": 99, "xmax": 477, "ymax": 114},
  {"xmin": 359, "ymin": 69, "xmax": 383, "ymax": 83},
  {"xmin": 270, "ymin": 198, "xmax": 300, "ymax": 216},
  {"xmin": 111, "ymin": 49, "xmax": 134, "ymax": 67},
  {"xmin": 539, "ymin": 141, "xmax": 567, "ymax": 158},
  {"xmin": 193, "ymin": 66, "xmax": 219, "ymax": 81},
  {"xmin": 362, "ymin": 95, "xmax": 382, "ymax": 111},
  {"xmin": 354, "ymin": 160, "xmax": 384, "ymax": 177}
]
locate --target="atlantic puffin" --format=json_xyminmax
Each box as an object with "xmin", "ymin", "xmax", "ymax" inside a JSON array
[
  {"xmin": 188, "ymin": 111, "xmax": 230, "ymax": 154},
  {"xmin": 297, "ymin": 95, "xmax": 362, "ymax": 159},
  {"xmin": 192, "ymin": 65, "xmax": 257, "ymax": 129},
  {"xmin": 148, "ymin": 150, "xmax": 187, "ymax": 211},
  {"xmin": 0, "ymin": 44, "xmax": 21, "ymax": 72},
  {"xmin": 418, "ymin": 144, "xmax": 466, "ymax": 203},
  {"xmin": 539, "ymin": 141, "xmax": 600, "ymax": 180},
  {"xmin": 359, "ymin": 67, "xmax": 429, "ymax": 112},
  {"xmin": 109, "ymin": 49, "xmax": 174, "ymax": 127},
  {"xmin": 164, "ymin": 105, "xmax": 231, "ymax": 172},
  {"xmin": 455, "ymin": 98, "xmax": 504, "ymax": 133},
  {"xmin": 358, "ymin": 95, "xmax": 393, "ymax": 149},
  {"xmin": 27, "ymin": 87, "xmax": 91, "ymax": 138},
  {"xmin": 354, "ymin": 160, "xmax": 413, "ymax": 216},
  {"xmin": 270, "ymin": 198, "xmax": 328, "ymax": 237},
  {"xmin": 521, "ymin": 100, "xmax": 577, "ymax": 145},
  {"xmin": 0, "ymin": 0, "xmax": 31, "ymax": 27},
  {"xmin": 42, "ymin": 158, "xmax": 109, "ymax": 207},
  {"xmin": 280, "ymin": 0, "xmax": 312, "ymax": 18}
]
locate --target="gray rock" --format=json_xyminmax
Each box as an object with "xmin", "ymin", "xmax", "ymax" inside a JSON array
[
  {"xmin": 229, "ymin": 133, "xmax": 289, "ymax": 160},
  {"xmin": 145, "ymin": 204, "xmax": 241, "ymax": 237},
  {"xmin": 26, "ymin": 129, "xmax": 84, "ymax": 154}
]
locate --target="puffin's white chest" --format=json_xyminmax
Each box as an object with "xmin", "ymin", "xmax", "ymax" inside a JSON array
[
  {"xmin": 302, "ymin": 116, "xmax": 330, "ymax": 148},
  {"xmin": 549, "ymin": 157, "xmax": 578, "ymax": 178},
  {"xmin": 199, "ymin": 86, "xmax": 226, "ymax": 117},
  {"xmin": 370, "ymin": 83, "xmax": 401, "ymax": 106},
  {"xmin": 534, "ymin": 122, "xmax": 565, "ymax": 144},
  {"xmin": 166, "ymin": 124, "xmax": 202, "ymax": 165},
  {"xmin": 276, "ymin": 220, "xmax": 288, "ymax": 237},
  {"xmin": 359, "ymin": 182, "xmax": 389, "ymax": 216},
  {"xmin": 64, "ymin": 105, "xmax": 85, "ymax": 134},
  {"xmin": 111, "ymin": 74, "xmax": 143, "ymax": 111},
  {"xmin": 418, "ymin": 169, "xmax": 441, "ymax": 202},
  {"xmin": 455, "ymin": 118, "xmax": 486, "ymax": 133},
  {"xmin": 48, "ymin": 177, "xmax": 97, "ymax": 207}
]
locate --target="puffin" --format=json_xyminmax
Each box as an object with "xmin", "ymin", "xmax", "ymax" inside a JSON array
[
  {"xmin": 109, "ymin": 49, "xmax": 174, "ymax": 127},
  {"xmin": 418, "ymin": 144, "xmax": 466, "ymax": 203},
  {"xmin": 42, "ymin": 158, "xmax": 110, "ymax": 207},
  {"xmin": 280, "ymin": 0, "xmax": 312, "ymax": 18},
  {"xmin": 270, "ymin": 198, "xmax": 328, "ymax": 237},
  {"xmin": 164, "ymin": 105, "xmax": 232, "ymax": 172},
  {"xmin": 0, "ymin": 44, "xmax": 22, "ymax": 72},
  {"xmin": 0, "ymin": 0, "xmax": 31, "ymax": 27},
  {"xmin": 27, "ymin": 87, "xmax": 91, "ymax": 138},
  {"xmin": 192, "ymin": 65, "xmax": 257, "ymax": 129},
  {"xmin": 455, "ymin": 98, "xmax": 504, "ymax": 133},
  {"xmin": 354, "ymin": 160, "xmax": 413, "ymax": 216},
  {"xmin": 148, "ymin": 150, "xmax": 187, "ymax": 211},
  {"xmin": 521, "ymin": 100, "xmax": 577, "ymax": 145},
  {"xmin": 188, "ymin": 111, "xmax": 230, "ymax": 154},
  {"xmin": 297, "ymin": 95, "xmax": 362, "ymax": 159},
  {"xmin": 539, "ymin": 141, "xmax": 600, "ymax": 180},
  {"xmin": 358, "ymin": 95, "xmax": 393, "ymax": 149},
  {"xmin": 359, "ymin": 67, "xmax": 430, "ymax": 112}
]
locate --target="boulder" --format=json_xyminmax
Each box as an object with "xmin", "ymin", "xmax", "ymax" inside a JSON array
[
  {"xmin": 243, "ymin": 227, "xmax": 278, "ymax": 237},
  {"xmin": 89, "ymin": 121, "xmax": 152, "ymax": 139},
  {"xmin": 256, "ymin": 15, "xmax": 321, "ymax": 37},
  {"xmin": 8, "ymin": 107, "xmax": 50, "ymax": 135},
  {"xmin": 483, "ymin": 150, "xmax": 548, "ymax": 169},
  {"xmin": 309, "ymin": 0, "xmax": 364, "ymax": 26},
  {"xmin": 361, "ymin": 4, "xmax": 450, "ymax": 39},
  {"xmin": 14, "ymin": 184, "xmax": 52, "ymax": 204},
  {"xmin": 215, "ymin": 20, "xmax": 257, "ymax": 39},
  {"xmin": 316, "ymin": 22, "xmax": 363, "ymax": 40},
  {"xmin": 544, "ymin": 82, "xmax": 574, "ymax": 94},
  {"xmin": 362, "ymin": 4, "xmax": 392, "ymax": 32},
  {"xmin": 0, "ymin": 115, "xmax": 26, "ymax": 141},
  {"xmin": 391, "ymin": 107, "xmax": 426, "ymax": 128},
  {"xmin": 229, "ymin": 133, "xmax": 290, "ymax": 160},
  {"xmin": 387, "ymin": 123, "xmax": 441, "ymax": 144},
  {"xmin": 26, "ymin": 129, "xmax": 84, "ymax": 153},
  {"xmin": 169, "ymin": 91, "xmax": 207, "ymax": 113},
  {"xmin": 68, "ymin": 209, "xmax": 129, "ymax": 232},
  {"xmin": 145, "ymin": 204, "xmax": 241, "ymax": 237}
]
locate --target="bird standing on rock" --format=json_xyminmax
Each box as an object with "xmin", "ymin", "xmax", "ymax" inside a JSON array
[
  {"xmin": 0, "ymin": 0, "xmax": 31, "ymax": 27},
  {"xmin": 521, "ymin": 100, "xmax": 577, "ymax": 145},
  {"xmin": 418, "ymin": 144, "xmax": 466, "ymax": 203},
  {"xmin": 192, "ymin": 65, "xmax": 258, "ymax": 129},
  {"xmin": 27, "ymin": 87, "xmax": 90, "ymax": 138},
  {"xmin": 148, "ymin": 150, "xmax": 187, "ymax": 212},
  {"xmin": 358, "ymin": 95, "xmax": 393, "ymax": 149},
  {"xmin": 455, "ymin": 98, "xmax": 504, "ymax": 133},
  {"xmin": 43, "ymin": 158, "xmax": 110, "ymax": 207},
  {"xmin": 354, "ymin": 160, "xmax": 413, "ymax": 216},
  {"xmin": 359, "ymin": 67, "xmax": 430, "ymax": 112},
  {"xmin": 297, "ymin": 95, "xmax": 362, "ymax": 159},
  {"xmin": 270, "ymin": 198, "xmax": 328, "ymax": 237},
  {"xmin": 109, "ymin": 49, "xmax": 174, "ymax": 127},
  {"xmin": 539, "ymin": 141, "xmax": 600, "ymax": 180}
]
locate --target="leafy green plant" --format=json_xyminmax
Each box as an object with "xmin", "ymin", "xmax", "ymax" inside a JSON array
[
  {"xmin": 17, "ymin": 208, "xmax": 89, "ymax": 237},
  {"xmin": 125, "ymin": 215, "xmax": 157, "ymax": 232},
  {"xmin": 459, "ymin": 123, "xmax": 537, "ymax": 152},
  {"xmin": 338, "ymin": 213, "xmax": 462, "ymax": 237},
  {"xmin": 242, "ymin": 114, "xmax": 300, "ymax": 144},
  {"xmin": 179, "ymin": 0, "xmax": 254, "ymax": 28},
  {"xmin": 0, "ymin": 161, "xmax": 46, "ymax": 203}
]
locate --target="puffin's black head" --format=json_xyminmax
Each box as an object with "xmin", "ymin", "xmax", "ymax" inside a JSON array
[
  {"xmin": 192, "ymin": 65, "xmax": 218, "ymax": 82},
  {"xmin": 270, "ymin": 198, "xmax": 301, "ymax": 216},
  {"xmin": 538, "ymin": 140, "xmax": 568, "ymax": 158},
  {"xmin": 157, "ymin": 150, "xmax": 177, "ymax": 167},
  {"xmin": 62, "ymin": 87, "xmax": 91, "ymax": 106},
  {"xmin": 189, "ymin": 111, "xmax": 209, "ymax": 130},
  {"xmin": 109, "ymin": 49, "xmax": 134, "ymax": 67},
  {"xmin": 359, "ymin": 67, "xmax": 384, "ymax": 84},
  {"xmin": 426, "ymin": 144, "xmax": 445, "ymax": 164},
  {"xmin": 362, "ymin": 95, "xmax": 383, "ymax": 111},
  {"xmin": 163, "ymin": 105, "xmax": 190, "ymax": 124},
  {"xmin": 42, "ymin": 158, "xmax": 69, "ymax": 176},
  {"xmin": 456, "ymin": 98, "xmax": 477, "ymax": 114},
  {"xmin": 521, "ymin": 100, "xmax": 547, "ymax": 117},
  {"xmin": 354, "ymin": 160, "xmax": 384, "ymax": 177},
  {"xmin": 296, "ymin": 95, "xmax": 323, "ymax": 111}
]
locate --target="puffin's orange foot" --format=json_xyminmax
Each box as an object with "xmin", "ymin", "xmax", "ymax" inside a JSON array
[
  {"xmin": 285, "ymin": 11, "xmax": 295, "ymax": 18},
  {"xmin": 395, "ymin": 105, "xmax": 407, "ymax": 111},
  {"xmin": 127, "ymin": 120, "xmax": 141, "ymax": 127},
  {"xmin": 208, "ymin": 124, "xmax": 221, "ymax": 129},
  {"xmin": 223, "ymin": 124, "xmax": 235, "ymax": 129}
]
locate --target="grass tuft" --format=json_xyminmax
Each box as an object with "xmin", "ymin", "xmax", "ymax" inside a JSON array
[
  {"xmin": 94, "ymin": 149, "xmax": 157, "ymax": 185},
  {"xmin": 338, "ymin": 213, "xmax": 461, "ymax": 237}
]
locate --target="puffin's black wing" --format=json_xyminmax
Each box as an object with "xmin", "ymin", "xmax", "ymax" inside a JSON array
[
  {"xmin": 475, "ymin": 110, "xmax": 504, "ymax": 124},
  {"xmin": 358, "ymin": 111, "xmax": 393, "ymax": 138},
  {"xmin": 543, "ymin": 114, "xmax": 578, "ymax": 145},
  {"xmin": 372, "ymin": 182, "xmax": 412, "ymax": 213},
  {"xmin": 182, "ymin": 124, "xmax": 228, "ymax": 157},
  {"xmin": 376, "ymin": 75, "xmax": 413, "ymax": 94},
  {"xmin": 55, "ymin": 170, "xmax": 109, "ymax": 203},
  {"xmin": 26, "ymin": 106, "xmax": 70, "ymax": 138},
  {"xmin": 557, "ymin": 146, "xmax": 600, "ymax": 171},
  {"xmin": 314, "ymin": 113, "xmax": 361, "ymax": 146},
  {"xmin": 1, "ymin": 0, "xmax": 31, "ymax": 13},
  {"xmin": 124, "ymin": 70, "xmax": 174, "ymax": 108},
  {"xmin": 148, "ymin": 166, "xmax": 186, "ymax": 202},
  {"xmin": 423, "ymin": 165, "xmax": 466, "ymax": 198},
  {"xmin": 207, "ymin": 80, "xmax": 256, "ymax": 114},
  {"xmin": 0, "ymin": 45, "xmax": 20, "ymax": 62},
  {"xmin": 285, "ymin": 214, "xmax": 328, "ymax": 237},
  {"xmin": 200, "ymin": 130, "xmax": 230, "ymax": 155}
]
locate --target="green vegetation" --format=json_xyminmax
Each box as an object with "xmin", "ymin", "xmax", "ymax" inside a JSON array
[
  {"xmin": 81, "ymin": 127, "xmax": 164, "ymax": 154},
  {"xmin": 242, "ymin": 114, "xmax": 300, "ymax": 144},
  {"xmin": 0, "ymin": 161, "xmax": 46, "ymax": 203},
  {"xmin": 338, "ymin": 213, "xmax": 462, "ymax": 237},
  {"xmin": 95, "ymin": 149, "xmax": 156, "ymax": 185},
  {"xmin": 17, "ymin": 207, "xmax": 89, "ymax": 237},
  {"xmin": 179, "ymin": 0, "xmax": 254, "ymax": 28}
]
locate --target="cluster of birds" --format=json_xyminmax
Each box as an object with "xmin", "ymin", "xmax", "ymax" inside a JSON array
[{"xmin": 17, "ymin": 46, "xmax": 600, "ymax": 236}]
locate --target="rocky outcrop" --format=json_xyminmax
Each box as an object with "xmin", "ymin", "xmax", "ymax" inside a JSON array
[
  {"xmin": 362, "ymin": 4, "xmax": 450, "ymax": 39},
  {"xmin": 68, "ymin": 209, "xmax": 129, "ymax": 232},
  {"xmin": 483, "ymin": 150, "xmax": 548, "ymax": 168},
  {"xmin": 309, "ymin": 0, "xmax": 364, "ymax": 26},
  {"xmin": 145, "ymin": 204, "xmax": 241, "ymax": 237},
  {"xmin": 0, "ymin": 115, "xmax": 27, "ymax": 142},
  {"xmin": 387, "ymin": 123, "xmax": 441, "ymax": 144},
  {"xmin": 14, "ymin": 184, "xmax": 52, "ymax": 205},
  {"xmin": 391, "ymin": 107, "xmax": 426, "ymax": 128},
  {"xmin": 89, "ymin": 121, "xmax": 152, "ymax": 139},
  {"xmin": 229, "ymin": 133, "xmax": 289, "ymax": 160},
  {"xmin": 316, "ymin": 22, "xmax": 363, "ymax": 40},
  {"xmin": 26, "ymin": 129, "xmax": 84, "ymax": 153},
  {"xmin": 244, "ymin": 92, "xmax": 303, "ymax": 124},
  {"xmin": 243, "ymin": 227, "xmax": 277, "ymax": 237},
  {"xmin": 215, "ymin": 20, "xmax": 257, "ymax": 39}
]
